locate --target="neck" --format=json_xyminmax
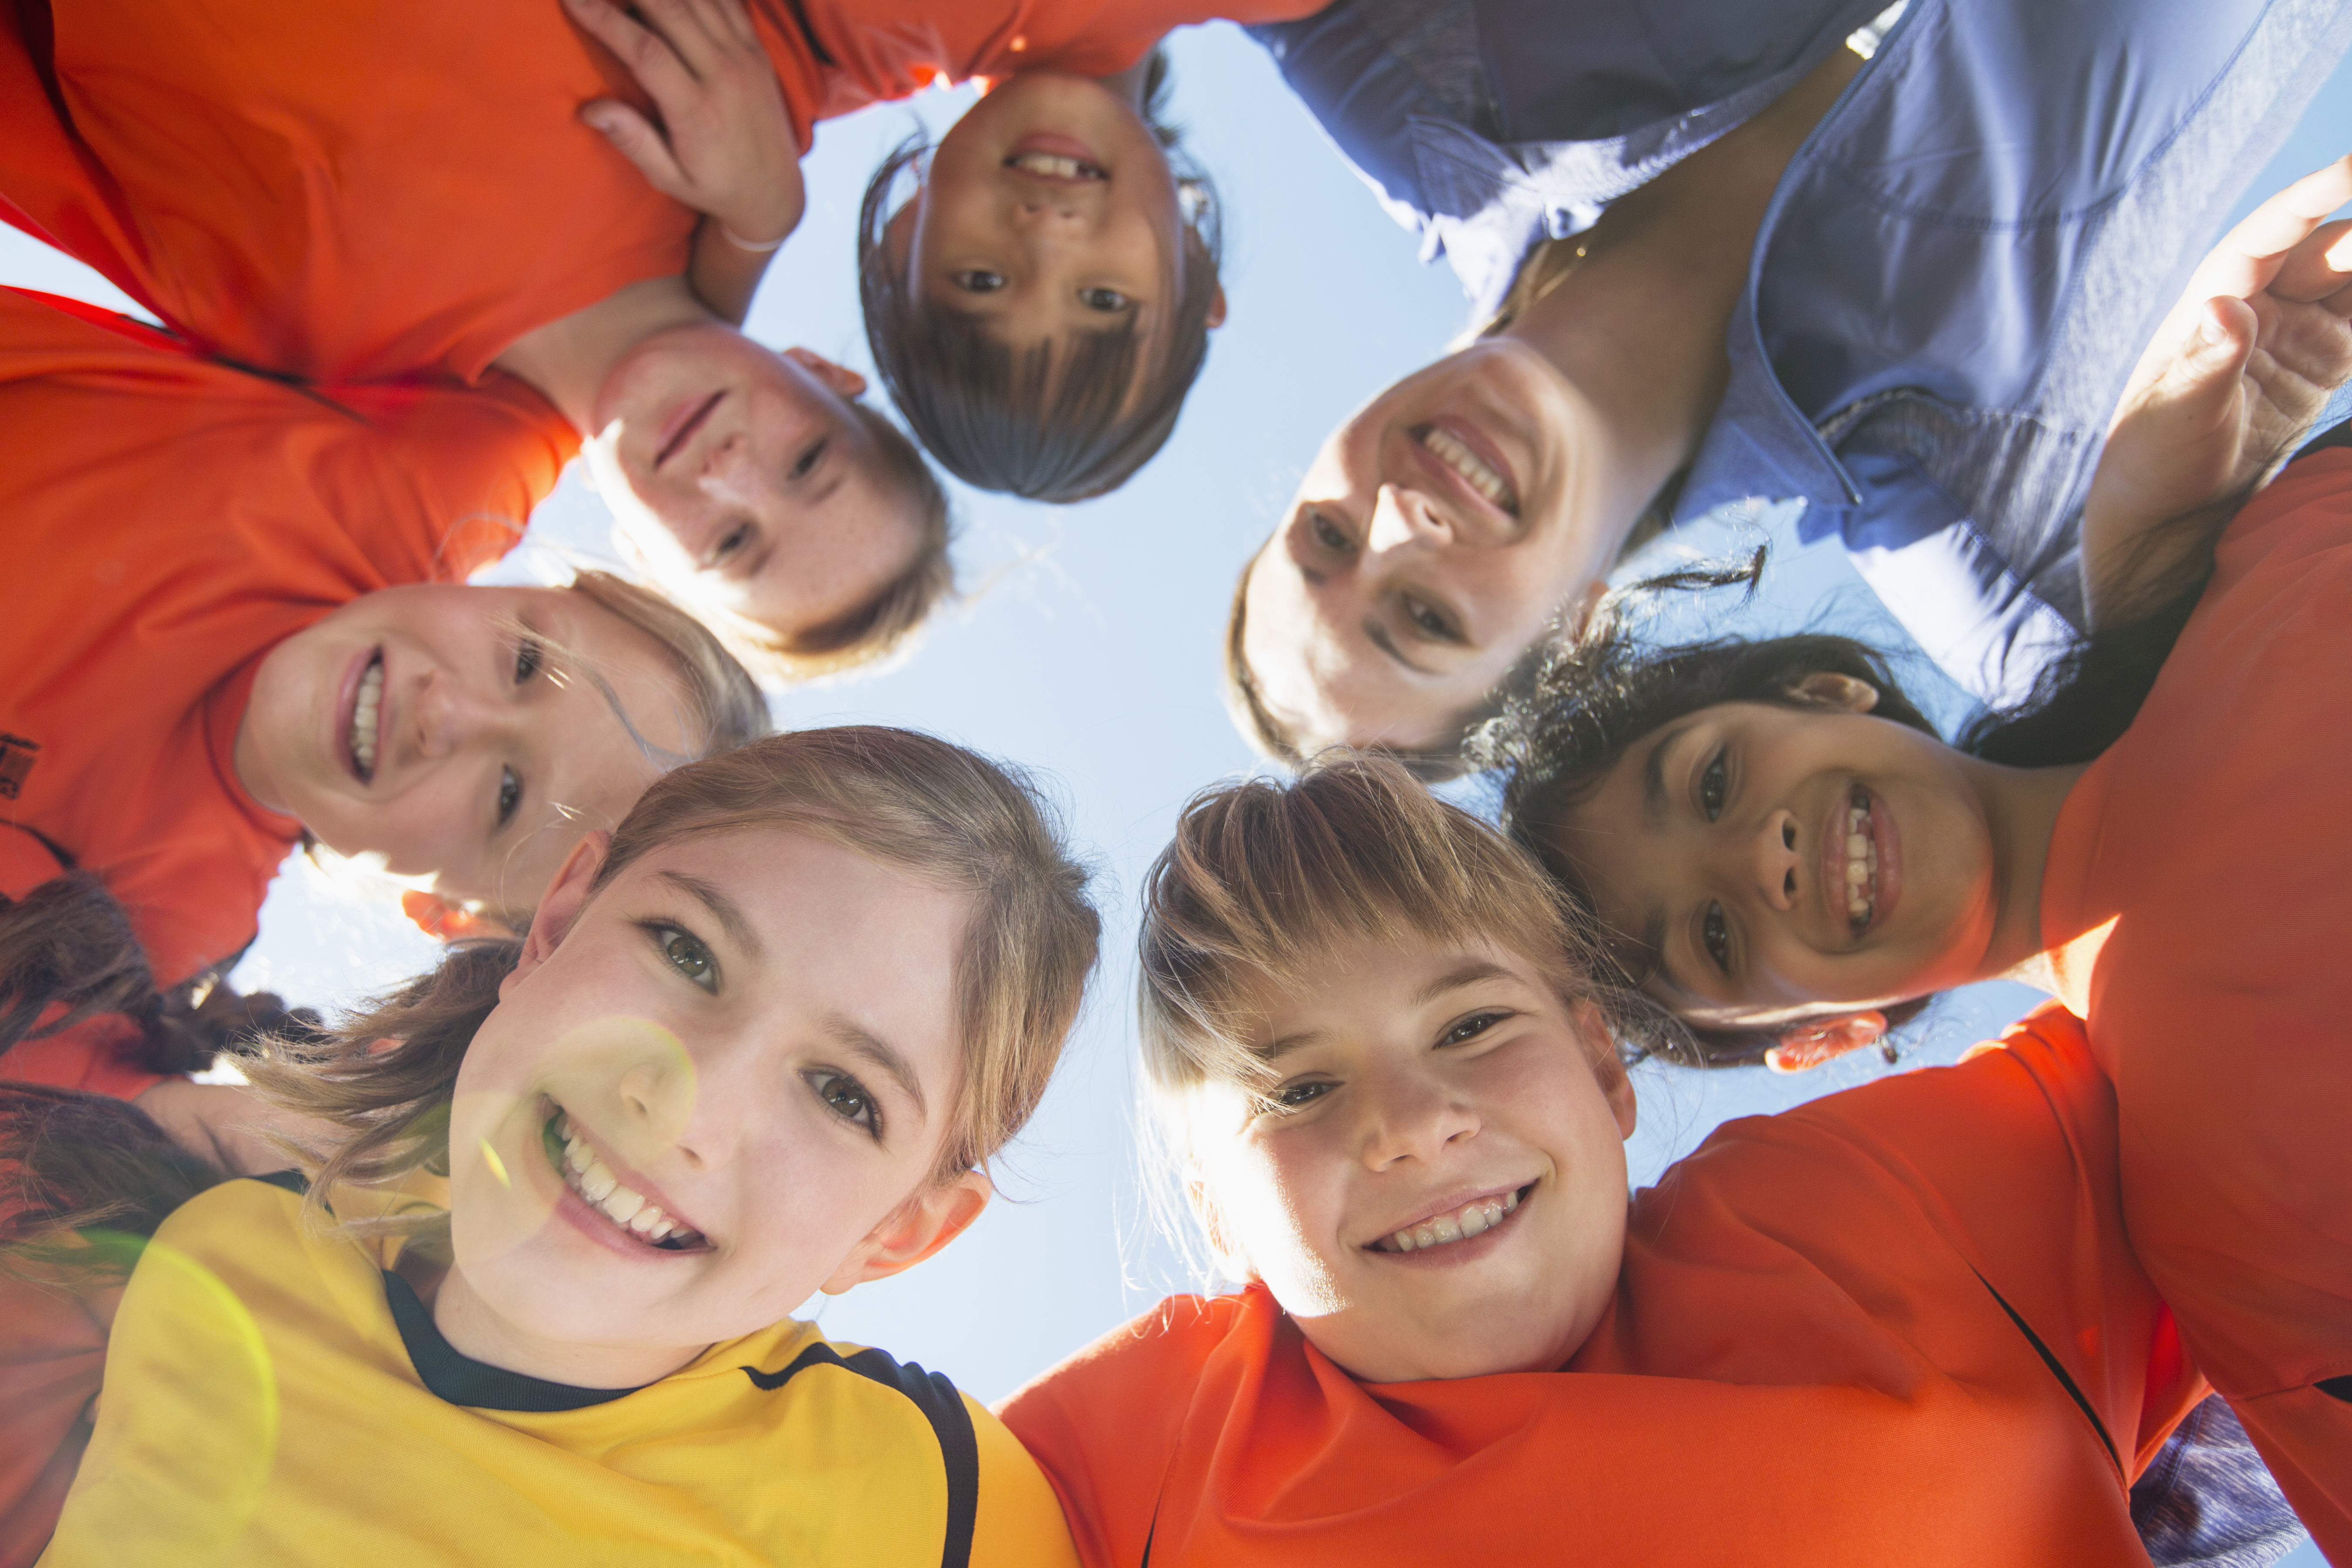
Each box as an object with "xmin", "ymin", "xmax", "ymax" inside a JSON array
[
  {"xmin": 1963, "ymin": 757, "xmax": 2093, "ymax": 983},
  {"xmin": 416, "ymin": 1252, "xmax": 708, "ymax": 1391},
  {"xmin": 1500, "ymin": 47, "xmax": 1861, "ymax": 528},
  {"xmin": 491, "ymin": 276, "xmax": 716, "ymax": 433}
]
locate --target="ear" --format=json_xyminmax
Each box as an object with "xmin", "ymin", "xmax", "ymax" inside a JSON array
[
  {"xmin": 1571, "ymin": 999, "xmax": 1639, "ymax": 1140},
  {"xmin": 1784, "ymin": 671, "xmax": 1880, "ymax": 714},
  {"xmin": 821, "ymin": 1169, "xmax": 993, "ymax": 1293},
  {"xmin": 400, "ymin": 891, "xmax": 517, "ymax": 943},
  {"xmin": 782, "ymin": 346, "xmax": 867, "ymax": 399},
  {"xmin": 1204, "ymin": 284, "xmax": 1228, "ymax": 331},
  {"xmin": 499, "ymin": 830, "xmax": 612, "ymax": 997},
  {"xmin": 1763, "ymin": 1010, "xmax": 1887, "ymax": 1074},
  {"xmin": 1563, "ymin": 578, "xmax": 1611, "ymax": 642}
]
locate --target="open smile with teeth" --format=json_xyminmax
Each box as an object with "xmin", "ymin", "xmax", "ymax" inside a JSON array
[
  {"xmin": 1844, "ymin": 787, "xmax": 1880, "ymax": 933},
  {"xmin": 349, "ymin": 653, "xmax": 383, "ymax": 783},
  {"xmin": 1417, "ymin": 426, "xmax": 1518, "ymax": 515},
  {"xmin": 1004, "ymin": 151, "xmax": 1105, "ymax": 180},
  {"xmin": 544, "ymin": 1110, "xmax": 707, "ymax": 1251},
  {"xmin": 1370, "ymin": 1186, "xmax": 1526, "ymax": 1254}
]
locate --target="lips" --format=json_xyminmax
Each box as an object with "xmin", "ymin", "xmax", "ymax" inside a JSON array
[
  {"xmin": 541, "ymin": 1105, "xmax": 710, "ymax": 1255},
  {"xmin": 654, "ymin": 391, "xmax": 723, "ymax": 471},
  {"xmin": 338, "ymin": 646, "xmax": 385, "ymax": 785},
  {"xmin": 1410, "ymin": 419, "xmax": 1521, "ymax": 521},
  {"xmin": 1004, "ymin": 131, "xmax": 1107, "ymax": 181},
  {"xmin": 1365, "ymin": 1183, "xmax": 1533, "ymax": 1258},
  {"xmin": 1823, "ymin": 786, "xmax": 1900, "ymax": 937}
]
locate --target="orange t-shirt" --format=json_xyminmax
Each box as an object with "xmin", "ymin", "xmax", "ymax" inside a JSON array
[
  {"xmin": 1, "ymin": 0, "xmax": 1321, "ymax": 385},
  {"xmin": 1003, "ymin": 1008, "xmax": 2197, "ymax": 1568},
  {"xmin": 2040, "ymin": 444, "xmax": 2352, "ymax": 1557},
  {"xmin": 0, "ymin": 287, "xmax": 568, "ymax": 1092}
]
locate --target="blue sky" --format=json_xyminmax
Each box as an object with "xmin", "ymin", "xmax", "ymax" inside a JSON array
[{"xmin": 4, "ymin": 20, "xmax": 2345, "ymax": 1559}]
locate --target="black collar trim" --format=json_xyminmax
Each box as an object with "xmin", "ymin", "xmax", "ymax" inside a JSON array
[{"xmin": 381, "ymin": 1269, "xmax": 646, "ymax": 1412}]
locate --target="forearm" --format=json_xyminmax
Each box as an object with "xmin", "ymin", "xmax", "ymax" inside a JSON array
[{"xmin": 686, "ymin": 216, "xmax": 779, "ymax": 326}]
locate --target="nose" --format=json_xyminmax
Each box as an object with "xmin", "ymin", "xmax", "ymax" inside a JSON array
[
  {"xmin": 1363, "ymin": 483, "xmax": 1452, "ymax": 555},
  {"xmin": 614, "ymin": 1026, "xmax": 718, "ymax": 1173},
  {"xmin": 1356, "ymin": 1061, "xmax": 1480, "ymax": 1171},
  {"xmin": 1727, "ymin": 810, "xmax": 1802, "ymax": 912},
  {"xmin": 407, "ymin": 667, "xmax": 504, "ymax": 762}
]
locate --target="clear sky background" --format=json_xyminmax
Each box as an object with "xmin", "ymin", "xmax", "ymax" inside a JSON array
[{"xmin": 4, "ymin": 20, "xmax": 2345, "ymax": 1560}]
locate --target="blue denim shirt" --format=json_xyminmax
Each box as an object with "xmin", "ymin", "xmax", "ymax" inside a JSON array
[{"xmin": 1252, "ymin": 0, "xmax": 2352, "ymax": 707}]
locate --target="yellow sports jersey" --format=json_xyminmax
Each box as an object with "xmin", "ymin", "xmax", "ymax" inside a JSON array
[{"xmin": 41, "ymin": 1178, "xmax": 1078, "ymax": 1568}]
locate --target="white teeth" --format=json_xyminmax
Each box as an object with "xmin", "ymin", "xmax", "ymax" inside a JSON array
[
  {"xmin": 349, "ymin": 657, "xmax": 383, "ymax": 776},
  {"xmin": 1007, "ymin": 151, "xmax": 1102, "ymax": 179},
  {"xmin": 1419, "ymin": 426, "xmax": 1515, "ymax": 510},
  {"xmin": 1380, "ymin": 1188, "xmax": 1521, "ymax": 1255},
  {"xmin": 1845, "ymin": 799, "xmax": 1877, "ymax": 925},
  {"xmin": 551, "ymin": 1112, "xmax": 700, "ymax": 1246}
]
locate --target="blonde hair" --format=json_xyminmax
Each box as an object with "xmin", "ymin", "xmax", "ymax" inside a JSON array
[
  {"xmin": 565, "ymin": 569, "xmax": 770, "ymax": 754},
  {"xmin": 1137, "ymin": 754, "xmax": 1672, "ymax": 1103},
  {"xmin": 244, "ymin": 727, "xmax": 1101, "ymax": 1243},
  {"xmin": 699, "ymin": 407, "xmax": 956, "ymax": 683}
]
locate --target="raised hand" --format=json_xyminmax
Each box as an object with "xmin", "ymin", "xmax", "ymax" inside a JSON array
[
  {"xmin": 2082, "ymin": 155, "xmax": 2352, "ymax": 625},
  {"xmin": 561, "ymin": 0, "xmax": 805, "ymax": 251}
]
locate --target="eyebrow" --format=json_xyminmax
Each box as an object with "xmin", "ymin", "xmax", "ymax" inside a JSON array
[
  {"xmin": 1255, "ymin": 960, "xmax": 1521, "ymax": 1059},
  {"xmin": 1364, "ymin": 618, "xmax": 1435, "ymax": 676},
  {"xmin": 1641, "ymin": 726, "xmax": 1690, "ymax": 829},
  {"xmin": 650, "ymin": 870, "xmax": 765, "ymax": 960},
  {"xmin": 825, "ymin": 1016, "xmax": 929, "ymax": 1124}
]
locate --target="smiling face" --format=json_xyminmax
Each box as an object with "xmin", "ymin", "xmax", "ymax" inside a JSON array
[
  {"xmin": 896, "ymin": 71, "xmax": 1216, "ymax": 374},
  {"xmin": 1549, "ymin": 693, "xmax": 2002, "ymax": 1028},
  {"xmin": 234, "ymin": 584, "xmax": 693, "ymax": 912},
  {"xmin": 1189, "ymin": 934, "xmax": 1636, "ymax": 1384},
  {"xmin": 439, "ymin": 828, "xmax": 979, "ymax": 1386},
  {"xmin": 1241, "ymin": 342, "xmax": 1633, "ymax": 756},
  {"xmin": 585, "ymin": 324, "xmax": 926, "ymax": 642}
]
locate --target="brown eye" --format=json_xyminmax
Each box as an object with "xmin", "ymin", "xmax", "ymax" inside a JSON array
[
  {"xmin": 1309, "ymin": 510, "xmax": 1351, "ymax": 551},
  {"xmin": 1700, "ymin": 752, "xmax": 1727, "ymax": 821},
  {"xmin": 1702, "ymin": 904, "xmax": 1730, "ymax": 973},
  {"xmin": 787, "ymin": 438, "xmax": 826, "ymax": 481},
  {"xmin": 808, "ymin": 1070, "xmax": 882, "ymax": 1136},
  {"xmin": 952, "ymin": 270, "xmax": 1006, "ymax": 294}
]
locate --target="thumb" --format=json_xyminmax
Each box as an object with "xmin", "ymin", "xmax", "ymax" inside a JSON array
[{"xmin": 580, "ymin": 99, "xmax": 688, "ymax": 200}]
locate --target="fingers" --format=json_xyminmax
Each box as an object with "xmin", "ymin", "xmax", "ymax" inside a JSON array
[
  {"xmin": 560, "ymin": 0, "xmax": 695, "ymax": 104},
  {"xmin": 2194, "ymin": 153, "xmax": 2352, "ymax": 301},
  {"xmin": 580, "ymin": 100, "xmax": 689, "ymax": 202},
  {"xmin": 2265, "ymin": 217, "xmax": 2352, "ymax": 306}
]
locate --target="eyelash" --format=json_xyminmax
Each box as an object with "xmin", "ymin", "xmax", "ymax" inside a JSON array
[
  {"xmin": 639, "ymin": 921, "xmax": 720, "ymax": 993},
  {"xmin": 1699, "ymin": 749, "xmax": 1728, "ymax": 821},
  {"xmin": 807, "ymin": 1069, "xmax": 883, "ymax": 1138},
  {"xmin": 787, "ymin": 439, "xmax": 825, "ymax": 482},
  {"xmin": 1403, "ymin": 595, "xmax": 1458, "ymax": 642},
  {"xmin": 1259, "ymin": 1011, "xmax": 1512, "ymax": 1114},
  {"xmin": 1079, "ymin": 286, "xmax": 1129, "ymax": 312},
  {"xmin": 1308, "ymin": 510, "xmax": 1351, "ymax": 552},
  {"xmin": 953, "ymin": 269, "xmax": 1005, "ymax": 293},
  {"xmin": 1701, "ymin": 905, "xmax": 1732, "ymax": 974}
]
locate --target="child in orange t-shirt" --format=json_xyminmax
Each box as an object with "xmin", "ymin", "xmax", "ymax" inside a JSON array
[
  {"xmin": 1001, "ymin": 758, "xmax": 2201, "ymax": 1566},
  {"xmin": 3, "ymin": 0, "xmax": 1317, "ymax": 667},
  {"xmin": 0, "ymin": 285, "xmax": 764, "ymax": 1108},
  {"xmin": 1478, "ymin": 159, "xmax": 2352, "ymax": 1554}
]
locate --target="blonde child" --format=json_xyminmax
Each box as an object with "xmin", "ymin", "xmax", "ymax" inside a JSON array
[
  {"xmin": 1, "ymin": 726, "xmax": 1100, "ymax": 1566},
  {"xmin": 1002, "ymin": 756, "xmax": 2250, "ymax": 1565}
]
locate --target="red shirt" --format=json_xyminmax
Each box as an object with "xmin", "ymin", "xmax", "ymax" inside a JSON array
[
  {"xmin": 2041, "ymin": 445, "xmax": 2352, "ymax": 1557},
  {"xmin": 1, "ymin": 0, "xmax": 1321, "ymax": 385},
  {"xmin": 1003, "ymin": 1008, "xmax": 2198, "ymax": 1567},
  {"xmin": 0, "ymin": 287, "xmax": 568, "ymax": 1093}
]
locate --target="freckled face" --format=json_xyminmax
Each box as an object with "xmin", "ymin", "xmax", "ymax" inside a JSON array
[
  {"xmin": 1240, "ymin": 341, "xmax": 1624, "ymax": 754},
  {"xmin": 234, "ymin": 584, "xmax": 690, "ymax": 911},
  {"xmin": 1191, "ymin": 936, "xmax": 1635, "ymax": 1384},
  {"xmin": 1551, "ymin": 701, "xmax": 1999, "ymax": 1027},
  {"xmin": 445, "ymin": 830, "xmax": 973, "ymax": 1363},
  {"xmin": 586, "ymin": 324, "xmax": 925, "ymax": 642}
]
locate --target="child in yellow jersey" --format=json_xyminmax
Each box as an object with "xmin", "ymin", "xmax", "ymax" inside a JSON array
[{"xmin": 0, "ymin": 726, "xmax": 1099, "ymax": 1568}]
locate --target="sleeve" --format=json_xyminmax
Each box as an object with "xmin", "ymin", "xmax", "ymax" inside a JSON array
[
  {"xmin": 1786, "ymin": 1004, "xmax": 2202, "ymax": 1471},
  {"xmin": 333, "ymin": 372, "xmax": 576, "ymax": 583},
  {"xmin": 996, "ymin": 1298, "xmax": 1234, "ymax": 1568},
  {"xmin": 0, "ymin": 1268, "xmax": 119, "ymax": 1568},
  {"xmin": 966, "ymin": 1398, "xmax": 1081, "ymax": 1568}
]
